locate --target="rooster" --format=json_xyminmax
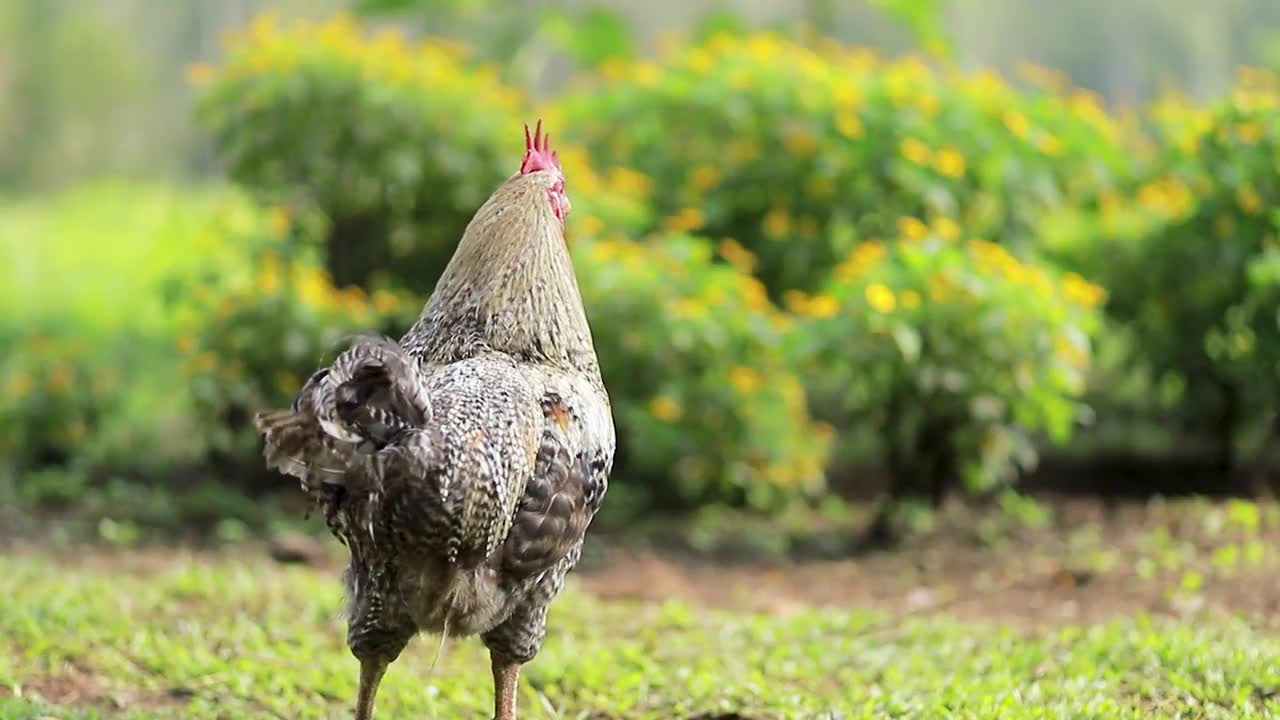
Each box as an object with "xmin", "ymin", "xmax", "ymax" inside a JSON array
[{"xmin": 253, "ymin": 121, "xmax": 614, "ymax": 720}]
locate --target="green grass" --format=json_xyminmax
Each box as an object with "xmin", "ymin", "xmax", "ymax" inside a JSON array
[
  {"xmin": 0, "ymin": 181, "xmax": 256, "ymax": 333},
  {"xmin": 2, "ymin": 550, "xmax": 1279, "ymax": 719}
]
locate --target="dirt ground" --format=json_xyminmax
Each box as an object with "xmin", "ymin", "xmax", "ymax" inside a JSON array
[
  {"xmin": 11, "ymin": 495, "xmax": 1280, "ymax": 629},
  {"xmin": 577, "ymin": 499, "xmax": 1280, "ymax": 627}
]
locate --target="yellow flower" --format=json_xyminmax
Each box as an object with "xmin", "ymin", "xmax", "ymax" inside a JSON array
[
  {"xmin": 927, "ymin": 272, "xmax": 952, "ymax": 301},
  {"xmin": 664, "ymin": 207, "xmax": 705, "ymax": 233},
  {"xmin": 934, "ymin": 147, "xmax": 966, "ymax": 178},
  {"xmin": 1002, "ymin": 109, "xmax": 1031, "ymax": 139},
  {"xmin": 718, "ymin": 238, "xmax": 757, "ymax": 273},
  {"xmin": 688, "ymin": 166, "xmax": 722, "ymax": 193},
  {"xmin": 373, "ymin": 289, "xmax": 401, "ymax": 314},
  {"xmin": 805, "ymin": 293, "xmax": 840, "ymax": 318},
  {"xmin": 834, "ymin": 83, "xmax": 862, "ymax": 110},
  {"xmin": 836, "ymin": 240, "xmax": 887, "ymax": 281},
  {"xmin": 900, "ymin": 289, "xmax": 922, "ymax": 309},
  {"xmin": 600, "ymin": 56, "xmax": 626, "ymax": 81},
  {"xmin": 900, "ymin": 137, "xmax": 932, "ymax": 165},
  {"xmin": 266, "ymin": 206, "xmax": 291, "ymax": 238},
  {"xmin": 746, "ymin": 34, "xmax": 780, "ymax": 61},
  {"xmin": 705, "ymin": 32, "xmax": 735, "ymax": 56},
  {"xmin": 1137, "ymin": 177, "xmax": 1193, "ymax": 218},
  {"xmin": 1237, "ymin": 121, "xmax": 1265, "ymax": 144},
  {"xmin": 835, "ymin": 111, "xmax": 865, "ymax": 139},
  {"xmin": 1054, "ymin": 333, "xmax": 1089, "ymax": 369},
  {"xmin": 728, "ymin": 366, "xmax": 762, "ymax": 394},
  {"xmin": 686, "ymin": 48, "xmax": 713, "ymax": 73},
  {"xmin": 1037, "ymin": 133, "xmax": 1064, "ymax": 157},
  {"xmin": 576, "ymin": 214, "xmax": 605, "ymax": 238},
  {"xmin": 1237, "ymin": 185, "xmax": 1263, "ymax": 215},
  {"xmin": 763, "ymin": 207, "xmax": 791, "ymax": 239},
  {"xmin": 606, "ymin": 167, "xmax": 654, "ymax": 198},
  {"xmin": 898, "ymin": 215, "xmax": 929, "ymax": 241},
  {"xmin": 6, "ymin": 371, "xmax": 32, "ymax": 400},
  {"xmin": 739, "ymin": 276, "xmax": 771, "ymax": 312},
  {"xmin": 783, "ymin": 289, "xmax": 811, "ymax": 314},
  {"xmin": 1061, "ymin": 272, "xmax": 1107, "ymax": 308},
  {"xmin": 337, "ymin": 285, "xmax": 368, "ymax": 315},
  {"xmin": 864, "ymin": 283, "xmax": 896, "ymax": 313},
  {"xmin": 783, "ymin": 127, "xmax": 819, "ymax": 156},
  {"xmin": 297, "ymin": 267, "xmax": 337, "ymax": 308},
  {"xmin": 913, "ymin": 93, "xmax": 940, "ymax": 117},
  {"xmin": 728, "ymin": 139, "xmax": 761, "ymax": 164},
  {"xmin": 185, "ymin": 63, "xmax": 215, "ymax": 85},
  {"xmin": 632, "ymin": 60, "xmax": 660, "ymax": 86},
  {"xmin": 648, "ymin": 395, "xmax": 683, "ymax": 422},
  {"xmin": 256, "ymin": 266, "xmax": 281, "ymax": 294},
  {"xmin": 672, "ymin": 297, "xmax": 707, "ymax": 319},
  {"xmin": 933, "ymin": 216, "xmax": 960, "ymax": 241},
  {"xmin": 47, "ymin": 365, "xmax": 74, "ymax": 394}
]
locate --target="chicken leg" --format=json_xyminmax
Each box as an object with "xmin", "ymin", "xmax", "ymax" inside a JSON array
[
  {"xmin": 491, "ymin": 652, "xmax": 522, "ymax": 720},
  {"xmin": 355, "ymin": 659, "xmax": 387, "ymax": 720}
]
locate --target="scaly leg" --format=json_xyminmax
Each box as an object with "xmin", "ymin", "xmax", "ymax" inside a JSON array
[
  {"xmin": 354, "ymin": 658, "xmax": 387, "ymax": 720},
  {"xmin": 491, "ymin": 652, "xmax": 522, "ymax": 720}
]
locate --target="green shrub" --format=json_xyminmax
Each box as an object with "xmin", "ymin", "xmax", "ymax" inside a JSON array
[
  {"xmin": 0, "ymin": 182, "xmax": 257, "ymax": 332},
  {"xmin": 0, "ymin": 184, "xmax": 264, "ymax": 495},
  {"xmin": 1044, "ymin": 68, "xmax": 1280, "ymax": 469},
  {"xmin": 193, "ymin": 14, "xmax": 524, "ymax": 292},
  {"xmin": 180, "ymin": 240, "xmax": 421, "ymax": 477},
  {"xmin": 573, "ymin": 233, "xmax": 831, "ymax": 514},
  {"xmin": 0, "ymin": 328, "xmax": 113, "ymax": 474},
  {"xmin": 797, "ymin": 231, "xmax": 1104, "ymax": 507},
  {"xmin": 556, "ymin": 32, "xmax": 1130, "ymax": 297}
]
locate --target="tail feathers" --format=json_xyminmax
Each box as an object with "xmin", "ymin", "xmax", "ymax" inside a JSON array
[
  {"xmin": 330, "ymin": 333, "xmax": 432, "ymax": 439},
  {"xmin": 254, "ymin": 333, "xmax": 437, "ymax": 493},
  {"xmin": 253, "ymin": 409, "xmax": 348, "ymax": 491}
]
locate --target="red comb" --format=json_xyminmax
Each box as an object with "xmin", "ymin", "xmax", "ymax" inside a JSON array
[{"xmin": 520, "ymin": 119, "xmax": 561, "ymax": 175}]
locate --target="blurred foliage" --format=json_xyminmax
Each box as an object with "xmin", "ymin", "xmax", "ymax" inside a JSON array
[
  {"xmin": 574, "ymin": 233, "xmax": 830, "ymax": 515},
  {"xmin": 555, "ymin": 31, "xmax": 1129, "ymax": 298},
  {"xmin": 1045, "ymin": 67, "xmax": 1280, "ymax": 470},
  {"xmin": 193, "ymin": 14, "xmax": 522, "ymax": 292},
  {"xmin": 11, "ymin": 11, "xmax": 1280, "ymax": 532},
  {"xmin": 0, "ymin": 185, "xmax": 262, "ymax": 497},
  {"xmin": 797, "ymin": 234, "xmax": 1103, "ymax": 504},
  {"xmin": 178, "ymin": 231, "xmax": 421, "ymax": 477}
]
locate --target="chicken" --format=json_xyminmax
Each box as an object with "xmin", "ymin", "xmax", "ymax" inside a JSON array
[{"xmin": 252, "ymin": 121, "xmax": 614, "ymax": 720}]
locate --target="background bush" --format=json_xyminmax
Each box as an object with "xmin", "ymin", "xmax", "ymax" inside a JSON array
[
  {"xmin": 1045, "ymin": 68, "xmax": 1280, "ymax": 475},
  {"xmin": 556, "ymin": 32, "xmax": 1131, "ymax": 298},
  {"xmin": 195, "ymin": 14, "xmax": 523, "ymax": 292},
  {"xmin": 573, "ymin": 232, "xmax": 831, "ymax": 516},
  {"xmin": 11, "ymin": 11, "xmax": 1280, "ymax": 532},
  {"xmin": 0, "ymin": 184, "xmax": 261, "ymax": 500},
  {"xmin": 797, "ymin": 231, "xmax": 1103, "ymax": 512}
]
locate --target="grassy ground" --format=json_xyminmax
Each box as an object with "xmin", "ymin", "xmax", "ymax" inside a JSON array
[{"xmin": 4, "ymin": 497, "xmax": 1280, "ymax": 719}]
